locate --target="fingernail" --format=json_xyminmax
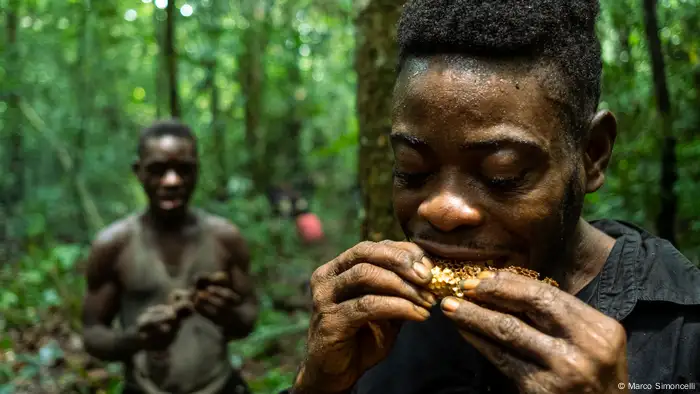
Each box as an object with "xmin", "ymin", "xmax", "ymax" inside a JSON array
[
  {"xmin": 477, "ymin": 270, "xmax": 496, "ymax": 279},
  {"xmin": 417, "ymin": 307, "xmax": 431, "ymax": 318},
  {"xmin": 461, "ymin": 278, "xmax": 481, "ymax": 290},
  {"xmin": 441, "ymin": 297, "xmax": 461, "ymax": 312},
  {"xmin": 420, "ymin": 290, "xmax": 437, "ymax": 306},
  {"xmin": 421, "ymin": 256, "xmax": 433, "ymax": 270},
  {"xmin": 413, "ymin": 262, "xmax": 431, "ymax": 280}
]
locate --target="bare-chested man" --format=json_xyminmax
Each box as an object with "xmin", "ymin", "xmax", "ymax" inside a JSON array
[{"xmin": 81, "ymin": 120, "xmax": 258, "ymax": 394}]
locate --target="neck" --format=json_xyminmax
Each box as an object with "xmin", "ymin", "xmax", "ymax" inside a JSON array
[
  {"xmin": 144, "ymin": 206, "xmax": 194, "ymax": 232},
  {"xmin": 557, "ymin": 218, "xmax": 616, "ymax": 295}
]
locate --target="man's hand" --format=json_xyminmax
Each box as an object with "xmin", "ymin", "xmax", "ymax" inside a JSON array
[
  {"xmin": 134, "ymin": 300, "xmax": 192, "ymax": 352},
  {"xmin": 192, "ymin": 271, "xmax": 243, "ymax": 327},
  {"xmin": 294, "ymin": 241, "xmax": 436, "ymax": 394},
  {"xmin": 442, "ymin": 270, "xmax": 628, "ymax": 393}
]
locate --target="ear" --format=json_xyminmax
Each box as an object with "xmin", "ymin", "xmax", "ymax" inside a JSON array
[{"xmin": 583, "ymin": 110, "xmax": 617, "ymax": 193}]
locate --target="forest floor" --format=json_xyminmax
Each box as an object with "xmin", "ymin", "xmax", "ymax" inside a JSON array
[
  {"xmin": 2, "ymin": 304, "xmax": 310, "ymax": 394},
  {"xmin": 1, "ymin": 281, "xmax": 313, "ymax": 394}
]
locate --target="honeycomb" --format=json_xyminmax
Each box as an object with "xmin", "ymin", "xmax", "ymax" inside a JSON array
[{"xmin": 428, "ymin": 258, "xmax": 559, "ymax": 299}]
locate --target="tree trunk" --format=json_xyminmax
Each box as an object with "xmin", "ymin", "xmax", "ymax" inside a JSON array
[
  {"xmin": 72, "ymin": 2, "xmax": 91, "ymax": 238},
  {"xmin": 211, "ymin": 66, "xmax": 228, "ymax": 200},
  {"xmin": 154, "ymin": 11, "xmax": 164, "ymax": 118},
  {"xmin": 613, "ymin": 6, "xmax": 633, "ymax": 218},
  {"xmin": 277, "ymin": 13, "xmax": 303, "ymax": 184},
  {"xmin": 238, "ymin": 2, "xmax": 269, "ymax": 192},
  {"xmin": 2, "ymin": 0, "xmax": 22, "ymax": 260},
  {"xmin": 5, "ymin": 0, "xmax": 23, "ymax": 209},
  {"xmin": 642, "ymin": 0, "xmax": 676, "ymax": 246},
  {"xmin": 165, "ymin": 0, "xmax": 180, "ymax": 118},
  {"xmin": 355, "ymin": 0, "xmax": 405, "ymax": 241}
]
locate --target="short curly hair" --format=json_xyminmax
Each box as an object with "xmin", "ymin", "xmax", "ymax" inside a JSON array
[
  {"xmin": 397, "ymin": 0, "xmax": 602, "ymax": 143},
  {"xmin": 138, "ymin": 119, "xmax": 197, "ymax": 157}
]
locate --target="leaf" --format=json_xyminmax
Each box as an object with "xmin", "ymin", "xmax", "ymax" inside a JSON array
[
  {"xmin": 0, "ymin": 292, "xmax": 19, "ymax": 309},
  {"xmin": 21, "ymin": 270, "xmax": 45, "ymax": 285},
  {"xmin": 0, "ymin": 336, "xmax": 13, "ymax": 350},
  {"xmin": 25, "ymin": 214, "xmax": 47, "ymax": 238},
  {"xmin": 52, "ymin": 244, "xmax": 84, "ymax": 271},
  {"xmin": 0, "ymin": 385, "xmax": 15, "ymax": 394},
  {"xmin": 311, "ymin": 129, "xmax": 358, "ymax": 158}
]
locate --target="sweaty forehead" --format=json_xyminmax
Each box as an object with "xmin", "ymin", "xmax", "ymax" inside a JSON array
[
  {"xmin": 143, "ymin": 135, "xmax": 196, "ymax": 161},
  {"xmin": 392, "ymin": 56, "xmax": 569, "ymax": 149}
]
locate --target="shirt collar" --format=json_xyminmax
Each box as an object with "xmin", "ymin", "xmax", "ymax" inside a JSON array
[{"xmin": 590, "ymin": 219, "xmax": 700, "ymax": 321}]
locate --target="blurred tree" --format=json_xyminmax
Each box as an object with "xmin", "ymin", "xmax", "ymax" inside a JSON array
[
  {"xmin": 356, "ymin": 0, "xmax": 404, "ymax": 241},
  {"xmin": 202, "ymin": 0, "xmax": 227, "ymax": 200},
  {"xmin": 5, "ymin": 0, "xmax": 22, "ymax": 211},
  {"xmin": 643, "ymin": 0, "xmax": 676, "ymax": 246},
  {"xmin": 2, "ymin": 0, "xmax": 22, "ymax": 260},
  {"xmin": 154, "ymin": 5, "xmax": 166, "ymax": 118},
  {"xmin": 277, "ymin": 3, "xmax": 304, "ymax": 185},
  {"xmin": 238, "ymin": 1, "xmax": 270, "ymax": 192},
  {"xmin": 70, "ymin": 1, "xmax": 91, "ymax": 237},
  {"xmin": 165, "ymin": 0, "xmax": 180, "ymax": 117}
]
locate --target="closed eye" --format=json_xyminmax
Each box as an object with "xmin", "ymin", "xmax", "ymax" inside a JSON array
[
  {"xmin": 482, "ymin": 172, "xmax": 528, "ymax": 192},
  {"xmin": 393, "ymin": 169, "xmax": 432, "ymax": 189}
]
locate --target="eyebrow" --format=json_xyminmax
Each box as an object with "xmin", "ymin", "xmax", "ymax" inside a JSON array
[{"xmin": 390, "ymin": 132, "xmax": 547, "ymax": 153}]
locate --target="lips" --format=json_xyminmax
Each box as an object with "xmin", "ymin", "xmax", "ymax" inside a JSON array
[
  {"xmin": 412, "ymin": 239, "xmax": 509, "ymax": 266},
  {"xmin": 158, "ymin": 196, "xmax": 184, "ymax": 210}
]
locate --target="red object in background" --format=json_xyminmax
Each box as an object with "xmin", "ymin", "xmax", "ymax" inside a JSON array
[{"xmin": 295, "ymin": 213, "xmax": 324, "ymax": 243}]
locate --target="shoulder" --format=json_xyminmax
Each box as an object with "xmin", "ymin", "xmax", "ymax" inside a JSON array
[
  {"xmin": 91, "ymin": 215, "xmax": 137, "ymax": 252},
  {"xmin": 200, "ymin": 212, "xmax": 244, "ymax": 242},
  {"xmin": 201, "ymin": 212, "xmax": 251, "ymax": 270},
  {"xmin": 593, "ymin": 219, "xmax": 700, "ymax": 305},
  {"xmin": 637, "ymin": 233, "xmax": 700, "ymax": 306},
  {"xmin": 85, "ymin": 215, "xmax": 138, "ymax": 285},
  {"xmin": 198, "ymin": 211, "xmax": 249, "ymax": 254},
  {"xmin": 591, "ymin": 220, "xmax": 700, "ymax": 378}
]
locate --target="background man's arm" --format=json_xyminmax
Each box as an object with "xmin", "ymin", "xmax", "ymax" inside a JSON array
[
  {"xmin": 81, "ymin": 226, "xmax": 142, "ymax": 361},
  {"xmin": 220, "ymin": 223, "xmax": 259, "ymax": 340}
]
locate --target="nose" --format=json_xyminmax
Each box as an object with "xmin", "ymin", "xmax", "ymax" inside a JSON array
[
  {"xmin": 417, "ymin": 191, "xmax": 484, "ymax": 232},
  {"xmin": 161, "ymin": 169, "xmax": 182, "ymax": 187}
]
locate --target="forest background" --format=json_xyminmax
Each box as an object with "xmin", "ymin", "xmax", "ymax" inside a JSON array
[{"xmin": 0, "ymin": 0, "xmax": 698, "ymax": 393}]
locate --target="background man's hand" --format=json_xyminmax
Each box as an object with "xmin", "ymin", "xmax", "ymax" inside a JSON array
[
  {"xmin": 192, "ymin": 271, "xmax": 242, "ymax": 327},
  {"xmin": 442, "ymin": 270, "xmax": 628, "ymax": 393},
  {"xmin": 134, "ymin": 301, "xmax": 192, "ymax": 352},
  {"xmin": 294, "ymin": 240, "xmax": 436, "ymax": 394}
]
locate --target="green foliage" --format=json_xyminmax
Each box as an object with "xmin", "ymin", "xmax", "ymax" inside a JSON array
[
  {"xmin": 585, "ymin": 0, "xmax": 700, "ymax": 262},
  {"xmin": 1, "ymin": 0, "xmax": 360, "ymax": 242},
  {"xmin": 1, "ymin": 243, "xmax": 86, "ymax": 328}
]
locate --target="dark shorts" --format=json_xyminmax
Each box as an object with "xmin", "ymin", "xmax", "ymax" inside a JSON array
[{"xmin": 121, "ymin": 370, "xmax": 252, "ymax": 394}]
